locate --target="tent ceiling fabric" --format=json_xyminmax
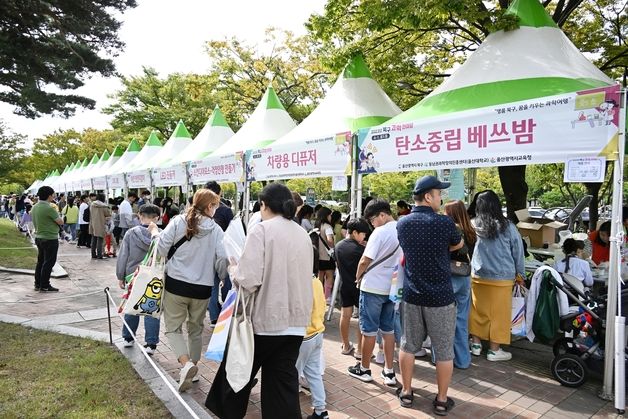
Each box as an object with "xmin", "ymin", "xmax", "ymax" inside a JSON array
[
  {"xmin": 387, "ymin": 0, "xmax": 614, "ymax": 124},
  {"xmin": 212, "ymin": 86, "xmax": 296, "ymax": 156},
  {"xmin": 273, "ymin": 54, "xmax": 401, "ymax": 145},
  {"xmin": 171, "ymin": 106, "xmax": 235, "ymax": 164}
]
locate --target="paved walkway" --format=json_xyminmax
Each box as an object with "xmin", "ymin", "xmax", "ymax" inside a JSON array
[{"xmin": 0, "ymin": 241, "xmax": 623, "ymax": 418}]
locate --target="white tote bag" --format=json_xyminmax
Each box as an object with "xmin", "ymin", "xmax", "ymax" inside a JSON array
[
  {"xmin": 226, "ymin": 290, "xmax": 255, "ymax": 393},
  {"xmin": 511, "ymin": 283, "xmax": 527, "ymax": 337},
  {"xmin": 122, "ymin": 240, "xmax": 165, "ymax": 319}
]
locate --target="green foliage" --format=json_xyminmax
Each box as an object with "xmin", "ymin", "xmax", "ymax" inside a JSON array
[
  {"xmin": 104, "ymin": 68, "xmax": 218, "ymax": 137},
  {"xmin": 0, "ymin": 0, "xmax": 137, "ymax": 118},
  {"xmin": 0, "ymin": 122, "xmax": 27, "ymax": 186}
]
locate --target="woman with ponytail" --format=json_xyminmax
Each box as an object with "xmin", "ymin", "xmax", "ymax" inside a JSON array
[
  {"xmin": 150, "ymin": 189, "xmax": 228, "ymax": 393},
  {"xmin": 223, "ymin": 182, "xmax": 314, "ymax": 417},
  {"xmin": 553, "ymin": 238, "xmax": 593, "ymax": 287}
]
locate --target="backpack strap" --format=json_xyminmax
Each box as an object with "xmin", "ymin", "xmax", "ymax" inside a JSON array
[{"xmin": 167, "ymin": 235, "xmax": 190, "ymax": 260}]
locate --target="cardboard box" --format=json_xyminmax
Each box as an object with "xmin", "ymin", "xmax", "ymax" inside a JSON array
[{"xmin": 515, "ymin": 209, "xmax": 567, "ymax": 248}]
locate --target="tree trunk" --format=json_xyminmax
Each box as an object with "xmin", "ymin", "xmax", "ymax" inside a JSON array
[
  {"xmin": 498, "ymin": 165, "xmax": 528, "ymax": 222},
  {"xmin": 584, "ymin": 182, "xmax": 602, "ymax": 232}
]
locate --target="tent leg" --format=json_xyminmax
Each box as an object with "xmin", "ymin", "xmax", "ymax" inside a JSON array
[{"xmin": 602, "ymin": 88, "xmax": 627, "ymax": 402}]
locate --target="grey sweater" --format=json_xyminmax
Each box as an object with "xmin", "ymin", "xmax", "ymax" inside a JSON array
[{"xmin": 116, "ymin": 225, "xmax": 155, "ymax": 281}]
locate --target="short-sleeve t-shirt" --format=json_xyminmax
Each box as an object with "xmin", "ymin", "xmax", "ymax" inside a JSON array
[
  {"xmin": 397, "ymin": 206, "xmax": 461, "ymax": 307},
  {"xmin": 360, "ymin": 221, "xmax": 401, "ymax": 296},
  {"xmin": 318, "ymin": 223, "xmax": 334, "ymax": 261},
  {"xmin": 335, "ymin": 238, "xmax": 365, "ymax": 287},
  {"xmin": 31, "ymin": 201, "xmax": 61, "ymax": 240}
]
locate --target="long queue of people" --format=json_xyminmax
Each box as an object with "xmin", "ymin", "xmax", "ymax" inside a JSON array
[{"xmin": 26, "ymin": 176, "xmax": 628, "ymax": 419}]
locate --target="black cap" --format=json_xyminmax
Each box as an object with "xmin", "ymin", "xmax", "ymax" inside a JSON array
[{"xmin": 413, "ymin": 175, "xmax": 450, "ymax": 195}]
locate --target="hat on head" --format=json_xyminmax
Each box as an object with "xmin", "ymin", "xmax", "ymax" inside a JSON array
[{"xmin": 413, "ymin": 175, "xmax": 450, "ymax": 195}]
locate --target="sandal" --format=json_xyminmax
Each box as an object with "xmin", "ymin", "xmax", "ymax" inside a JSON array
[
  {"xmin": 432, "ymin": 396, "xmax": 455, "ymax": 416},
  {"xmin": 341, "ymin": 342, "xmax": 355, "ymax": 355},
  {"xmin": 396, "ymin": 387, "xmax": 414, "ymax": 408}
]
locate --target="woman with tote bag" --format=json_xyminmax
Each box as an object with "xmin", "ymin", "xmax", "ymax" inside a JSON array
[{"xmin": 207, "ymin": 183, "xmax": 313, "ymax": 418}]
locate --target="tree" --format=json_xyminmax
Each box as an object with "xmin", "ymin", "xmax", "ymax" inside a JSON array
[
  {"xmin": 0, "ymin": 0, "xmax": 137, "ymax": 118},
  {"xmin": 104, "ymin": 68, "xmax": 218, "ymax": 137},
  {"xmin": 308, "ymin": 0, "xmax": 626, "ymax": 219},
  {"xmin": 0, "ymin": 121, "xmax": 27, "ymax": 185},
  {"xmin": 205, "ymin": 29, "xmax": 329, "ymax": 129}
]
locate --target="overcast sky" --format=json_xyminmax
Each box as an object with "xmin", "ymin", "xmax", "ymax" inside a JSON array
[{"xmin": 2, "ymin": 0, "xmax": 327, "ymax": 146}]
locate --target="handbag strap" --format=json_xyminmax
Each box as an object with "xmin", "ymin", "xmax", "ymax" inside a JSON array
[
  {"xmin": 167, "ymin": 235, "xmax": 190, "ymax": 260},
  {"xmin": 364, "ymin": 243, "xmax": 400, "ymax": 276}
]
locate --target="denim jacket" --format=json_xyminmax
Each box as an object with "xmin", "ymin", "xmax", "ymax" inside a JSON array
[{"xmin": 471, "ymin": 221, "xmax": 525, "ymax": 281}]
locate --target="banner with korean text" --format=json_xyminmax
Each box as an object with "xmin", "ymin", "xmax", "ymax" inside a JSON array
[
  {"xmin": 92, "ymin": 176, "xmax": 107, "ymax": 191},
  {"xmin": 357, "ymin": 85, "xmax": 620, "ymax": 174},
  {"xmin": 188, "ymin": 152, "xmax": 244, "ymax": 185},
  {"xmin": 107, "ymin": 174, "xmax": 125, "ymax": 190},
  {"xmin": 152, "ymin": 165, "xmax": 187, "ymax": 187},
  {"xmin": 126, "ymin": 170, "xmax": 151, "ymax": 189},
  {"xmin": 245, "ymin": 132, "xmax": 352, "ymax": 181}
]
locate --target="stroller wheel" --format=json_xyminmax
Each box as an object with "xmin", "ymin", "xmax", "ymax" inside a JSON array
[
  {"xmin": 551, "ymin": 354, "xmax": 588, "ymax": 387},
  {"xmin": 552, "ymin": 337, "xmax": 577, "ymax": 356}
]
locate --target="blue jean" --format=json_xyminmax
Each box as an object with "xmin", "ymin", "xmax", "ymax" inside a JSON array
[
  {"xmin": 377, "ymin": 308, "xmax": 402, "ymax": 346},
  {"xmin": 452, "ymin": 275, "xmax": 471, "ymax": 369},
  {"xmin": 208, "ymin": 273, "xmax": 232, "ymax": 322},
  {"xmin": 122, "ymin": 314, "xmax": 161, "ymax": 345},
  {"xmin": 295, "ymin": 333, "xmax": 326, "ymax": 412},
  {"xmin": 359, "ymin": 291, "xmax": 395, "ymax": 336},
  {"xmin": 64, "ymin": 223, "xmax": 77, "ymax": 241}
]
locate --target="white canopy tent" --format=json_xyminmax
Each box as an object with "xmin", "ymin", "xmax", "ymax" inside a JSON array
[
  {"xmin": 107, "ymin": 139, "xmax": 142, "ymax": 190},
  {"xmin": 92, "ymin": 145, "xmax": 124, "ymax": 190},
  {"xmin": 147, "ymin": 120, "xmax": 193, "ymax": 187},
  {"xmin": 124, "ymin": 131, "xmax": 163, "ymax": 189}
]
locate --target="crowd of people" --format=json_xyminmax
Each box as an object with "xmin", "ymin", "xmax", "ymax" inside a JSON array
[{"xmin": 18, "ymin": 176, "xmax": 628, "ymax": 418}]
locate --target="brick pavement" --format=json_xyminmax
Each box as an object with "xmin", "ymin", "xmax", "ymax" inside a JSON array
[{"xmin": 0, "ymin": 241, "xmax": 623, "ymax": 418}]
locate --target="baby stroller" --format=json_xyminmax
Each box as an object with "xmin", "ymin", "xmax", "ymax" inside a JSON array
[{"xmin": 546, "ymin": 271, "xmax": 628, "ymax": 387}]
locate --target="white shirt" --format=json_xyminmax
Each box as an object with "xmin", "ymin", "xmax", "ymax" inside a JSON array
[
  {"xmin": 361, "ymin": 220, "xmax": 401, "ymax": 295},
  {"xmin": 554, "ymin": 256, "xmax": 594, "ymax": 287},
  {"xmin": 118, "ymin": 199, "xmax": 133, "ymax": 228},
  {"xmin": 78, "ymin": 202, "xmax": 89, "ymax": 225}
]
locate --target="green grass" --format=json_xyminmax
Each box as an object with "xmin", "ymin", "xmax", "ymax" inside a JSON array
[
  {"xmin": 0, "ymin": 218, "xmax": 38, "ymax": 269},
  {"xmin": 0, "ymin": 322, "xmax": 172, "ymax": 418}
]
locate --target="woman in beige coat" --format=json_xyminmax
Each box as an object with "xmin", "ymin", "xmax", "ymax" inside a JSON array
[
  {"xmin": 88, "ymin": 193, "xmax": 111, "ymax": 259},
  {"xmin": 214, "ymin": 183, "xmax": 313, "ymax": 419}
]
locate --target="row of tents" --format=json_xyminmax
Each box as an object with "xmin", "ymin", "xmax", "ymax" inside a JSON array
[{"xmin": 22, "ymin": 0, "xmax": 626, "ymax": 402}]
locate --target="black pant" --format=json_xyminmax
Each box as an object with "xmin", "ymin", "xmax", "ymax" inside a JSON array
[
  {"xmin": 91, "ymin": 236, "xmax": 104, "ymax": 258},
  {"xmin": 206, "ymin": 334, "xmax": 303, "ymax": 419},
  {"xmin": 78, "ymin": 224, "xmax": 90, "ymax": 247},
  {"xmin": 35, "ymin": 238, "xmax": 59, "ymax": 289}
]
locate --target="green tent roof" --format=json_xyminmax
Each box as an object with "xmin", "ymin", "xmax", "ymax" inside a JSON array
[
  {"xmin": 145, "ymin": 131, "xmax": 162, "ymax": 146},
  {"xmin": 110, "ymin": 145, "xmax": 125, "ymax": 157},
  {"xmin": 99, "ymin": 150, "xmax": 110, "ymax": 161},
  {"xmin": 343, "ymin": 53, "xmax": 373, "ymax": 79},
  {"xmin": 209, "ymin": 106, "xmax": 229, "ymax": 127},
  {"xmin": 506, "ymin": 0, "xmax": 558, "ymax": 29},
  {"xmin": 172, "ymin": 120, "xmax": 192, "ymax": 139},
  {"xmin": 265, "ymin": 86, "xmax": 285, "ymax": 111},
  {"xmin": 126, "ymin": 138, "xmax": 142, "ymax": 152}
]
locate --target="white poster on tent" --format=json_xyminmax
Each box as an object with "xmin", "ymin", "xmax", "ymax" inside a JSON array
[
  {"xmin": 80, "ymin": 178, "xmax": 92, "ymax": 191},
  {"xmin": 246, "ymin": 132, "xmax": 352, "ymax": 181},
  {"xmin": 107, "ymin": 174, "xmax": 125, "ymax": 190},
  {"xmin": 563, "ymin": 157, "xmax": 606, "ymax": 183},
  {"xmin": 188, "ymin": 153, "xmax": 244, "ymax": 184},
  {"xmin": 127, "ymin": 171, "xmax": 151, "ymax": 189},
  {"xmin": 358, "ymin": 86, "xmax": 620, "ymax": 174},
  {"xmin": 152, "ymin": 165, "xmax": 187, "ymax": 187},
  {"xmin": 92, "ymin": 177, "xmax": 107, "ymax": 191}
]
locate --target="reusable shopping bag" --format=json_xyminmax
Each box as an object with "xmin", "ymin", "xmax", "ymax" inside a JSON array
[
  {"xmin": 511, "ymin": 283, "xmax": 527, "ymax": 337},
  {"xmin": 532, "ymin": 271, "xmax": 560, "ymax": 343},
  {"xmin": 120, "ymin": 240, "xmax": 165, "ymax": 319},
  {"xmin": 225, "ymin": 290, "xmax": 254, "ymax": 393},
  {"xmin": 223, "ymin": 215, "xmax": 246, "ymax": 263},
  {"xmin": 205, "ymin": 289, "xmax": 238, "ymax": 362}
]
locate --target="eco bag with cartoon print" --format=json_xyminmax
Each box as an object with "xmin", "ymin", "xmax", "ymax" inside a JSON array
[{"xmin": 120, "ymin": 239, "xmax": 166, "ymax": 319}]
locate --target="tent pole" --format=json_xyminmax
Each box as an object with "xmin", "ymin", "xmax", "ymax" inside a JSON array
[
  {"xmin": 350, "ymin": 133, "xmax": 359, "ymax": 219},
  {"xmin": 602, "ymin": 88, "xmax": 627, "ymax": 402}
]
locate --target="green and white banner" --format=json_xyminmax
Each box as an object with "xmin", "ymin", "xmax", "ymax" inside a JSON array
[
  {"xmin": 357, "ymin": 85, "xmax": 620, "ymax": 174},
  {"xmin": 188, "ymin": 153, "xmax": 245, "ymax": 185}
]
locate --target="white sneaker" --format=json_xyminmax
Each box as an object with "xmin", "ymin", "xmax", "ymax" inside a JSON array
[
  {"xmin": 422, "ymin": 336, "xmax": 431, "ymax": 349},
  {"xmin": 381, "ymin": 369, "xmax": 397, "ymax": 386},
  {"xmin": 178, "ymin": 361, "xmax": 198, "ymax": 392},
  {"xmin": 192, "ymin": 373, "xmax": 200, "ymax": 383},
  {"xmin": 487, "ymin": 348, "xmax": 512, "ymax": 362},
  {"xmin": 470, "ymin": 343, "xmax": 482, "ymax": 356},
  {"xmin": 143, "ymin": 344, "xmax": 156, "ymax": 355},
  {"xmin": 414, "ymin": 348, "xmax": 427, "ymax": 357},
  {"xmin": 374, "ymin": 350, "xmax": 385, "ymax": 364},
  {"xmin": 123, "ymin": 340, "xmax": 134, "ymax": 348}
]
